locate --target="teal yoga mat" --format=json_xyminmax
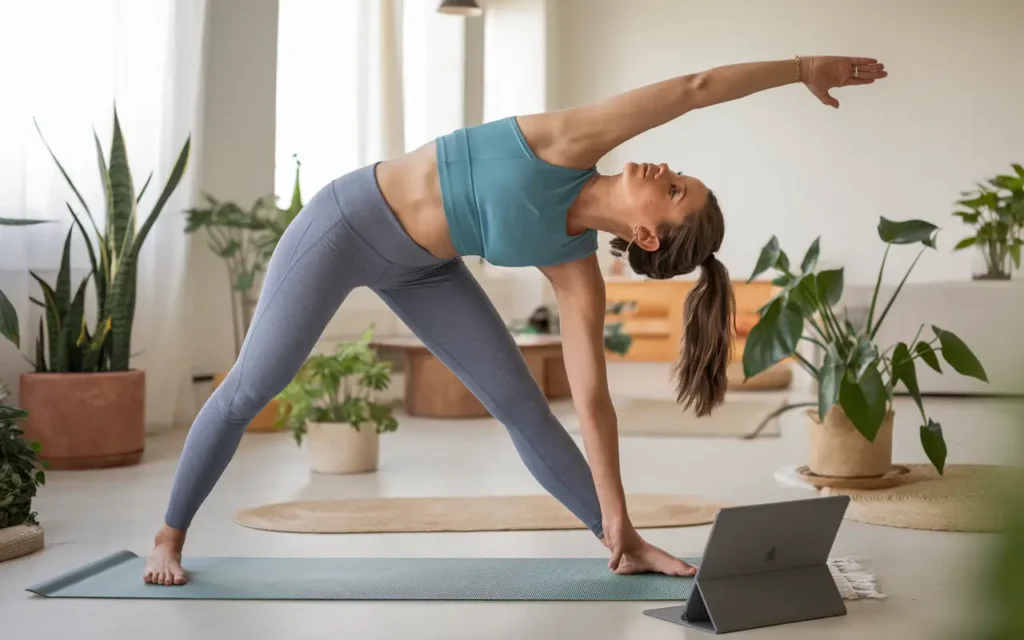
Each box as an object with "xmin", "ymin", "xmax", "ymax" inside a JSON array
[{"xmin": 27, "ymin": 551, "xmax": 702, "ymax": 601}]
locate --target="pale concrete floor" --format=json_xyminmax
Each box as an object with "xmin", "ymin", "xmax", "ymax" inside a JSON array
[{"xmin": 2, "ymin": 364, "xmax": 1021, "ymax": 639}]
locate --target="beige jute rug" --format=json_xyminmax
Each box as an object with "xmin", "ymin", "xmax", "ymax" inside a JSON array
[
  {"xmin": 235, "ymin": 494, "xmax": 731, "ymax": 534},
  {"xmin": 0, "ymin": 524, "xmax": 44, "ymax": 562},
  {"xmin": 562, "ymin": 397, "xmax": 785, "ymax": 438},
  {"xmin": 820, "ymin": 464, "xmax": 1022, "ymax": 533}
]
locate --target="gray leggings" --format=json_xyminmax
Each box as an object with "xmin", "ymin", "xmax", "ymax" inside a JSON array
[{"xmin": 163, "ymin": 164, "xmax": 604, "ymax": 537}]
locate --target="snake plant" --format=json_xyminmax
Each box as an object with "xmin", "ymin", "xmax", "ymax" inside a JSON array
[{"xmin": 27, "ymin": 107, "xmax": 191, "ymax": 372}]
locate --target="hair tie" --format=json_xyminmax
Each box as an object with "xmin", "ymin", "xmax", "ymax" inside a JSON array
[{"xmin": 703, "ymin": 253, "xmax": 716, "ymax": 267}]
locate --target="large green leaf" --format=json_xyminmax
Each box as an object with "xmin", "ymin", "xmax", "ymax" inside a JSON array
[
  {"xmin": 82, "ymin": 317, "xmax": 112, "ymax": 372},
  {"xmin": 878, "ymin": 217, "xmax": 939, "ymax": 248},
  {"xmin": 952, "ymin": 211, "xmax": 981, "ymax": 225},
  {"xmin": 954, "ymin": 236, "xmax": 977, "ymax": 250},
  {"xmin": 788, "ymin": 274, "xmax": 821, "ymax": 316},
  {"xmin": 933, "ymin": 326, "xmax": 988, "ymax": 382},
  {"xmin": 29, "ymin": 272, "xmax": 61, "ymax": 372},
  {"xmin": 742, "ymin": 297, "xmax": 803, "ymax": 379},
  {"xmin": 0, "ymin": 217, "xmax": 52, "ymax": 226},
  {"xmin": 66, "ymin": 204, "xmax": 105, "ymax": 321},
  {"xmin": 800, "ymin": 237, "xmax": 821, "ymax": 274},
  {"xmin": 920, "ymin": 419, "xmax": 947, "ymax": 475},
  {"xmin": 748, "ymin": 236, "xmax": 781, "ymax": 282},
  {"xmin": 34, "ymin": 317, "xmax": 46, "ymax": 372},
  {"xmin": 891, "ymin": 342, "xmax": 923, "ymax": 416},
  {"xmin": 108, "ymin": 109, "xmax": 136, "ymax": 258},
  {"xmin": 815, "ymin": 268, "xmax": 844, "ymax": 307},
  {"xmin": 849, "ymin": 336, "xmax": 879, "ymax": 379},
  {"xmin": 0, "ymin": 288, "xmax": 19, "ymax": 347},
  {"xmin": 839, "ymin": 364, "xmax": 887, "ymax": 442},
  {"xmin": 64, "ymin": 277, "xmax": 89, "ymax": 372},
  {"xmin": 915, "ymin": 341, "xmax": 942, "ymax": 373},
  {"xmin": 54, "ymin": 228, "xmax": 73, "ymax": 322},
  {"xmin": 130, "ymin": 136, "xmax": 191, "ymax": 255},
  {"xmin": 93, "ymin": 129, "xmax": 115, "ymax": 241},
  {"xmin": 817, "ymin": 348, "xmax": 841, "ymax": 421}
]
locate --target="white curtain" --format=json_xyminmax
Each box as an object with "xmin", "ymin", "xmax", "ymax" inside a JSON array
[
  {"xmin": 0, "ymin": 0, "xmax": 208, "ymax": 430},
  {"xmin": 276, "ymin": 0, "xmax": 466, "ymax": 198}
]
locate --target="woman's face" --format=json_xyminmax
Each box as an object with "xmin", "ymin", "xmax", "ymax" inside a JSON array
[{"xmin": 621, "ymin": 162, "xmax": 710, "ymax": 240}]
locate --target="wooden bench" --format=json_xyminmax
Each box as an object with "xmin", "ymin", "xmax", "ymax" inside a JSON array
[{"xmin": 371, "ymin": 334, "xmax": 571, "ymax": 419}]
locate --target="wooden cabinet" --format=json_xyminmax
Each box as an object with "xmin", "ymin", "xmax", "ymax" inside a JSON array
[{"xmin": 604, "ymin": 278, "xmax": 778, "ymax": 363}]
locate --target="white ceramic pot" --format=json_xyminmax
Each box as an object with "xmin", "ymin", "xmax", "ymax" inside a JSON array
[
  {"xmin": 806, "ymin": 406, "xmax": 894, "ymax": 478},
  {"xmin": 305, "ymin": 421, "xmax": 380, "ymax": 474}
]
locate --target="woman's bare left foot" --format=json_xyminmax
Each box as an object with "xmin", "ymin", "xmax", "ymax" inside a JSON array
[{"xmin": 143, "ymin": 526, "xmax": 187, "ymax": 585}]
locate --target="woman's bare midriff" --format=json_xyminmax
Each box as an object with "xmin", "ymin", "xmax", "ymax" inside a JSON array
[{"xmin": 374, "ymin": 142, "xmax": 461, "ymax": 260}]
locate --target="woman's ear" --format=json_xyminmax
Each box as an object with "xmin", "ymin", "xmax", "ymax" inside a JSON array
[{"xmin": 634, "ymin": 224, "xmax": 660, "ymax": 252}]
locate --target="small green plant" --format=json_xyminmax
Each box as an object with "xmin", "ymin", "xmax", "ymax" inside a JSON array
[
  {"xmin": 952, "ymin": 163, "xmax": 1024, "ymax": 280},
  {"xmin": 27, "ymin": 106, "xmax": 191, "ymax": 371},
  {"xmin": 743, "ymin": 217, "xmax": 988, "ymax": 474},
  {"xmin": 0, "ymin": 382, "xmax": 46, "ymax": 529},
  {"xmin": 275, "ymin": 327, "xmax": 398, "ymax": 446},
  {"xmin": 604, "ymin": 301, "xmax": 638, "ymax": 355},
  {"xmin": 184, "ymin": 157, "xmax": 304, "ymax": 356}
]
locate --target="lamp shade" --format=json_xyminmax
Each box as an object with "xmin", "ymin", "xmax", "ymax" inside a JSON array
[{"xmin": 437, "ymin": 0, "xmax": 483, "ymax": 17}]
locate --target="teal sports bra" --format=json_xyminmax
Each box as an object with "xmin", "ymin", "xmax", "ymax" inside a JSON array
[{"xmin": 435, "ymin": 116, "xmax": 598, "ymax": 267}]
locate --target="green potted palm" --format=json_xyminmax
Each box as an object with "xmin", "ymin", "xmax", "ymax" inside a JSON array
[
  {"xmin": 276, "ymin": 327, "xmax": 399, "ymax": 474},
  {"xmin": 3, "ymin": 108, "xmax": 191, "ymax": 469},
  {"xmin": 743, "ymin": 217, "xmax": 988, "ymax": 477},
  {"xmin": 184, "ymin": 158, "xmax": 303, "ymax": 432},
  {"xmin": 0, "ymin": 381, "xmax": 46, "ymax": 561},
  {"xmin": 952, "ymin": 163, "xmax": 1024, "ymax": 280}
]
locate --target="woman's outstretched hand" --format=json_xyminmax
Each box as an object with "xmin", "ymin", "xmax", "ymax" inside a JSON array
[
  {"xmin": 803, "ymin": 56, "xmax": 888, "ymax": 108},
  {"xmin": 602, "ymin": 521, "xmax": 696, "ymax": 577}
]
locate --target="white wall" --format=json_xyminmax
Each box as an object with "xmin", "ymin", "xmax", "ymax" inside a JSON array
[
  {"xmin": 553, "ymin": 0, "xmax": 1024, "ymax": 286},
  {"xmin": 188, "ymin": 0, "xmax": 280, "ymax": 377}
]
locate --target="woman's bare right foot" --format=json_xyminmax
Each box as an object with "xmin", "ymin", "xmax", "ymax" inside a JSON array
[{"xmin": 143, "ymin": 525, "xmax": 188, "ymax": 586}]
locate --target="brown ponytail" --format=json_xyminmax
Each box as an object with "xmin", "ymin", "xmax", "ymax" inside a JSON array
[
  {"xmin": 674, "ymin": 256, "xmax": 735, "ymax": 417},
  {"xmin": 609, "ymin": 190, "xmax": 733, "ymax": 417}
]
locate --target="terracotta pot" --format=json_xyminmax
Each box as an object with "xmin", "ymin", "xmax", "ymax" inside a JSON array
[
  {"xmin": 306, "ymin": 421, "xmax": 379, "ymax": 474},
  {"xmin": 212, "ymin": 372, "xmax": 286, "ymax": 432},
  {"xmin": 19, "ymin": 370, "xmax": 145, "ymax": 470},
  {"xmin": 806, "ymin": 406, "xmax": 894, "ymax": 478}
]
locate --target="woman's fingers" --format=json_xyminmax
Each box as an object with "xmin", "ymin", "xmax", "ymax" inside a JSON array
[{"xmin": 852, "ymin": 56, "xmax": 879, "ymax": 66}]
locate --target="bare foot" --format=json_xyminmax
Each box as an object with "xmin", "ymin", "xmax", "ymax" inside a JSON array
[{"xmin": 143, "ymin": 525, "xmax": 188, "ymax": 586}]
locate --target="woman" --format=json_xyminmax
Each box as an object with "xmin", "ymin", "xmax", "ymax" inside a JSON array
[{"xmin": 145, "ymin": 55, "xmax": 886, "ymax": 585}]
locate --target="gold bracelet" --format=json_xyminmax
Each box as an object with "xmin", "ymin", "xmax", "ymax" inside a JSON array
[{"xmin": 794, "ymin": 55, "xmax": 802, "ymax": 82}]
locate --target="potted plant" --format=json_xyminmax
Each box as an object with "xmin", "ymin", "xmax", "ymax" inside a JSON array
[
  {"xmin": 952, "ymin": 163, "xmax": 1024, "ymax": 280},
  {"xmin": 184, "ymin": 157, "xmax": 303, "ymax": 432},
  {"xmin": 276, "ymin": 327, "xmax": 398, "ymax": 474},
  {"xmin": 4, "ymin": 107, "xmax": 191, "ymax": 469},
  {"xmin": 743, "ymin": 217, "xmax": 988, "ymax": 477},
  {"xmin": 0, "ymin": 381, "xmax": 47, "ymax": 561}
]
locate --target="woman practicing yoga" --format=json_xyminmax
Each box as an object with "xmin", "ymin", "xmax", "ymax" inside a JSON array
[{"xmin": 145, "ymin": 55, "xmax": 886, "ymax": 585}]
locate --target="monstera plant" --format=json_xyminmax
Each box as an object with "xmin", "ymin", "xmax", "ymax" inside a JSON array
[
  {"xmin": 5, "ymin": 107, "xmax": 192, "ymax": 470},
  {"xmin": 743, "ymin": 217, "xmax": 988, "ymax": 477}
]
